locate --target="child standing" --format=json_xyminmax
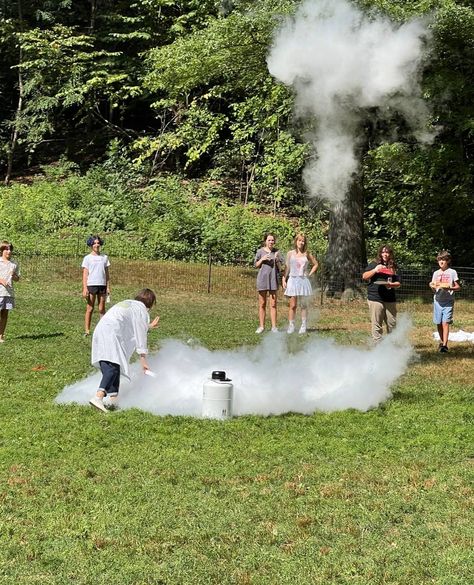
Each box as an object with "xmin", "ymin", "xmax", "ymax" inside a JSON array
[
  {"xmin": 429, "ymin": 250, "xmax": 460, "ymax": 353},
  {"xmin": 82, "ymin": 235, "xmax": 110, "ymax": 336},
  {"xmin": 362, "ymin": 244, "xmax": 401, "ymax": 343},
  {"xmin": 254, "ymin": 233, "xmax": 283, "ymax": 333},
  {"xmin": 282, "ymin": 233, "xmax": 318, "ymax": 334},
  {"xmin": 89, "ymin": 288, "xmax": 160, "ymax": 412},
  {"xmin": 0, "ymin": 241, "xmax": 20, "ymax": 343}
]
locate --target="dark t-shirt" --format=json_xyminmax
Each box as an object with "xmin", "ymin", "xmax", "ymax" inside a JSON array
[{"xmin": 365, "ymin": 261, "xmax": 399, "ymax": 303}]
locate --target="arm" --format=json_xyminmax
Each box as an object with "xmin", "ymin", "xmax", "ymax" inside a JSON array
[
  {"xmin": 450, "ymin": 279, "xmax": 461, "ymax": 292},
  {"xmin": 281, "ymin": 252, "xmax": 291, "ymax": 289},
  {"xmin": 149, "ymin": 315, "xmax": 160, "ymax": 329},
  {"xmin": 362, "ymin": 264, "xmax": 384, "ymax": 281},
  {"xmin": 386, "ymin": 279, "xmax": 401, "ymax": 289},
  {"xmin": 308, "ymin": 254, "xmax": 319, "ymax": 276},
  {"xmin": 11, "ymin": 263, "xmax": 20, "ymax": 282},
  {"xmin": 274, "ymin": 250, "xmax": 284, "ymax": 271},
  {"xmin": 254, "ymin": 249, "xmax": 268, "ymax": 269},
  {"xmin": 82, "ymin": 268, "xmax": 89, "ymax": 298},
  {"xmin": 105, "ymin": 266, "xmax": 110, "ymax": 293},
  {"xmin": 139, "ymin": 354, "xmax": 150, "ymax": 372}
]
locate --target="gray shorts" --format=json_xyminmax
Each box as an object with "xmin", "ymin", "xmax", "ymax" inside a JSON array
[{"xmin": 0, "ymin": 296, "xmax": 14, "ymax": 310}]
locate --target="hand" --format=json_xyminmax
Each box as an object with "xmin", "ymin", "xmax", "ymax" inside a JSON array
[
  {"xmin": 149, "ymin": 316, "xmax": 160, "ymax": 329},
  {"xmin": 374, "ymin": 264, "xmax": 384, "ymax": 273},
  {"xmin": 282, "ymin": 278, "xmax": 287, "ymax": 290},
  {"xmin": 82, "ymin": 288, "xmax": 88, "ymax": 299}
]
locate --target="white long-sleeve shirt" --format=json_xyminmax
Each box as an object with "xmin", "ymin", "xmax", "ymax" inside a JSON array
[{"xmin": 91, "ymin": 300, "xmax": 149, "ymax": 380}]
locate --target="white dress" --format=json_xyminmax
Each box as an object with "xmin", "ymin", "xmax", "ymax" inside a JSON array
[
  {"xmin": 284, "ymin": 253, "xmax": 313, "ymax": 297},
  {"xmin": 91, "ymin": 300, "xmax": 149, "ymax": 380}
]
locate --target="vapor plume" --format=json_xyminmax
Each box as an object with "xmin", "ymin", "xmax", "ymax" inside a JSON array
[
  {"xmin": 56, "ymin": 315, "xmax": 413, "ymax": 416},
  {"xmin": 267, "ymin": 0, "xmax": 433, "ymax": 203}
]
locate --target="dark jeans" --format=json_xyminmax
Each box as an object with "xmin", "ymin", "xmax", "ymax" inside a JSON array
[{"xmin": 99, "ymin": 360, "xmax": 120, "ymax": 396}]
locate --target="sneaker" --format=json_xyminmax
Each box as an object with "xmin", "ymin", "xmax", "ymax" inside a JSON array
[
  {"xmin": 255, "ymin": 326, "xmax": 264, "ymax": 334},
  {"xmin": 83, "ymin": 332, "xmax": 90, "ymax": 338},
  {"xmin": 0, "ymin": 335, "xmax": 4, "ymax": 343},
  {"xmin": 89, "ymin": 397, "xmax": 107, "ymax": 412},
  {"xmin": 298, "ymin": 324, "xmax": 307, "ymax": 334},
  {"xmin": 440, "ymin": 345, "xmax": 449, "ymax": 353},
  {"xmin": 271, "ymin": 327, "xmax": 278, "ymax": 333},
  {"xmin": 105, "ymin": 395, "xmax": 120, "ymax": 411},
  {"xmin": 287, "ymin": 322, "xmax": 295, "ymax": 334}
]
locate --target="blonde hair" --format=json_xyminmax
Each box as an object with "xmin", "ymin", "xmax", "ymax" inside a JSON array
[{"xmin": 293, "ymin": 233, "xmax": 308, "ymax": 253}]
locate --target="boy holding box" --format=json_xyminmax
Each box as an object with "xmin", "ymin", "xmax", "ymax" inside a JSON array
[{"xmin": 429, "ymin": 251, "xmax": 460, "ymax": 353}]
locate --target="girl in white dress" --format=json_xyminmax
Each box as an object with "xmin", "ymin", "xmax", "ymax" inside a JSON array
[{"xmin": 282, "ymin": 234, "xmax": 318, "ymax": 334}]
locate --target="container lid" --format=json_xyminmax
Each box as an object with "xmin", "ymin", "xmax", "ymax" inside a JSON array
[{"xmin": 211, "ymin": 370, "xmax": 232, "ymax": 382}]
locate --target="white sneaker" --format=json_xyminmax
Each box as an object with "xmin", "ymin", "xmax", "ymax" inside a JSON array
[
  {"xmin": 0, "ymin": 336, "xmax": 4, "ymax": 343},
  {"xmin": 255, "ymin": 326, "xmax": 264, "ymax": 334},
  {"xmin": 287, "ymin": 322, "xmax": 295, "ymax": 334},
  {"xmin": 298, "ymin": 324, "xmax": 307, "ymax": 334},
  {"xmin": 271, "ymin": 327, "xmax": 278, "ymax": 333},
  {"xmin": 89, "ymin": 397, "xmax": 107, "ymax": 413}
]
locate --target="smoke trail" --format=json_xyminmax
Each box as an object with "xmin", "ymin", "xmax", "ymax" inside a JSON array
[
  {"xmin": 56, "ymin": 314, "xmax": 413, "ymax": 416},
  {"xmin": 267, "ymin": 0, "xmax": 434, "ymax": 203}
]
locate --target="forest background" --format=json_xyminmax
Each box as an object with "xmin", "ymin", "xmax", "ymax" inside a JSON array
[{"xmin": 0, "ymin": 0, "xmax": 473, "ymax": 279}]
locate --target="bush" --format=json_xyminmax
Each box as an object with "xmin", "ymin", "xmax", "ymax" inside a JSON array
[{"xmin": 0, "ymin": 171, "xmax": 327, "ymax": 264}]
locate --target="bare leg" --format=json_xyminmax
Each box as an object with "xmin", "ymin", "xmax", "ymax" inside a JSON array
[
  {"xmin": 85, "ymin": 294, "xmax": 96, "ymax": 334},
  {"xmin": 258, "ymin": 291, "xmax": 267, "ymax": 328},
  {"xmin": 288, "ymin": 296, "xmax": 297, "ymax": 322},
  {"xmin": 97, "ymin": 293, "xmax": 106, "ymax": 318},
  {"xmin": 441, "ymin": 322, "xmax": 450, "ymax": 347},
  {"xmin": 436, "ymin": 323, "xmax": 443, "ymax": 345},
  {"xmin": 269, "ymin": 292, "xmax": 277, "ymax": 328},
  {"xmin": 0, "ymin": 309, "xmax": 9, "ymax": 338}
]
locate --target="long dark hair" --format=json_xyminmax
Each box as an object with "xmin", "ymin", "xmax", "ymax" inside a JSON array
[{"xmin": 376, "ymin": 244, "xmax": 397, "ymax": 271}]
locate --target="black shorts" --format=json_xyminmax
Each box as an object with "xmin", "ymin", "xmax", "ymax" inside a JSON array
[{"xmin": 87, "ymin": 285, "xmax": 107, "ymax": 296}]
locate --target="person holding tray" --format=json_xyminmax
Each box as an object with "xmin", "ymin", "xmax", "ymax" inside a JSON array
[
  {"xmin": 429, "ymin": 250, "xmax": 460, "ymax": 353},
  {"xmin": 362, "ymin": 244, "xmax": 401, "ymax": 343}
]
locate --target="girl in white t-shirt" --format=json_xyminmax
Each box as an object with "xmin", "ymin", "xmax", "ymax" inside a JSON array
[
  {"xmin": 81, "ymin": 235, "xmax": 110, "ymax": 336},
  {"xmin": 0, "ymin": 241, "xmax": 20, "ymax": 342}
]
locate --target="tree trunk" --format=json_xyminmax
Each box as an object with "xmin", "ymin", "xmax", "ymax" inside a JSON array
[
  {"xmin": 4, "ymin": 0, "xmax": 24, "ymax": 186},
  {"xmin": 324, "ymin": 179, "xmax": 366, "ymax": 299}
]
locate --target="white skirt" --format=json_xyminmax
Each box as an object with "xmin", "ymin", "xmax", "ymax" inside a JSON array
[{"xmin": 284, "ymin": 276, "xmax": 312, "ymax": 297}]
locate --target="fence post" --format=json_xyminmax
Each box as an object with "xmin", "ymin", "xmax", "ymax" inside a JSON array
[{"xmin": 207, "ymin": 253, "xmax": 212, "ymax": 294}]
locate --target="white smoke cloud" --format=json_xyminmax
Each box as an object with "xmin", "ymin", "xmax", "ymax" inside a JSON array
[
  {"xmin": 55, "ymin": 314, "xmax": 413, "ymax": 416},
  {"xmin": 267, "ymin": 0, "xmax": 433, "ymax": 203}
]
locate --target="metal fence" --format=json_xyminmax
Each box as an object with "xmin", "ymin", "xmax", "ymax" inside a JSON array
[{"xmin": 15, "ymin": 253, "xmax": 474, "ymax": 303}]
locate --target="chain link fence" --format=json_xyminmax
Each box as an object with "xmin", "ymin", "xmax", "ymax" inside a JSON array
[{"xmin": 15, "ymin": 252, "xmax": 474, "ymax": 304}]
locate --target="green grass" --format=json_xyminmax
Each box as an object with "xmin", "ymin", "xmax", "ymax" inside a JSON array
[{"xmin": 0, "ymin": 280, "xmax": 473, "ymax": 584}]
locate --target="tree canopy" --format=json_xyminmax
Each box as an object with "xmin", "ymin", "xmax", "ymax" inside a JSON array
[{"xmin": 0, "ymin": 0, "xmax": 472, "ymax": 266}]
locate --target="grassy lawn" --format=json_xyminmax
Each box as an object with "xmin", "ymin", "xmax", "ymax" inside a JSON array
[{"xmin": 0, "ymin": 278, "xmax": 473, "ymax": 584}]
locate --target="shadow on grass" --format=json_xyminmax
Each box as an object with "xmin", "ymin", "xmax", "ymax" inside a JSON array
[
  {"xmin": 415, "ymin": 347, "xmax": 474, "ymax": 363},
  {"xmin": 16, "ymin": 332, "xmax": 64, "ymax": 340},
  {"xmin": 391, "ymin": 388, "xmax": 437, "ymax": 404}
]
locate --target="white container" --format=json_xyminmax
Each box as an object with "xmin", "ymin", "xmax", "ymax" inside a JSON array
[{"xmin": 202, "ymin": 371, "xmax": 233, "ymax": 420}]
